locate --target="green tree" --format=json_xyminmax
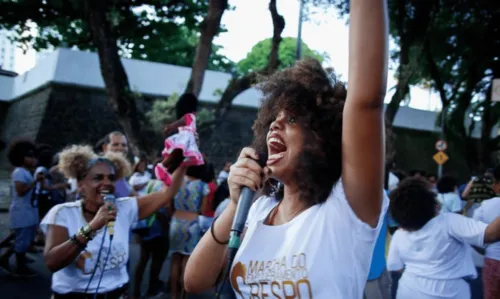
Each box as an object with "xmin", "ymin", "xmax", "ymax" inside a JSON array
[
  {"xmin": 415, "ymin": 0, "xmax": 500, "ymax": 170},
  {"xmin": 237, "ymin": 37, "xmax": 325, "ymax": 74},
  {"xmin": 309, "ymin": 0, "xmax": 434, "ymax": 123},
  {"xmin": 147, "ymin": 93, "xmax": 214, "ymax": 132},
  {"xmin": 0, "ymin": 0, "xmax": 232, "ymax": 155}
]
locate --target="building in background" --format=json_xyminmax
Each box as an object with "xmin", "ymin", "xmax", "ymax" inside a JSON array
[{"xmin": 0, "ymin": 30, "xmax": 16, "ymax": 71}]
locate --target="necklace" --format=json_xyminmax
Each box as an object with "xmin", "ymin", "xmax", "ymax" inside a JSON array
[
  {"xmin": 267, "ymin": 200, "xmax": 308, "ymax": 225},
  {"xmin": 81, "ymin": 201, "xmax": 97, "ymax": 216}
]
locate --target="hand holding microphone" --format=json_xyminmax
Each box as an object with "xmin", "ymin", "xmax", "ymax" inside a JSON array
[
  {"xmin": 89, "ymin": 197, "xmax": 117, "ymax": 234},
  {"xmin": 226, "ymin": 148, "xmax": 268, "ymax": 258},
  {"xmin": 227, "ymin": 147, "xmax": 270, "ymax": 205}
]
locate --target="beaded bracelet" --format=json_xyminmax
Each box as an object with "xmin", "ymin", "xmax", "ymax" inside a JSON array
[
  {"xmin": 77, "ymin": 225, "xmax": 96, "ymax": 242},
  {"xmin": 210, "ymin": 216, "xmax": 229, "ymax": 245},
  {"xmin": 70, "ymin": 234, "xmax": 87, "ymax": 250}
]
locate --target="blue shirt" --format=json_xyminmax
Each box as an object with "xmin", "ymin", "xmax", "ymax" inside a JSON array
[
  {"xmin": 367, "ymin": 213, "xmax": 388, "ymax": 280},
  {"xmin": 115, "ymin": 178, "xmax": 132, "ymax": 198},
  {"xmin": 367, "ymin": 191, "xmax": 389, "ymax": 280},
  {"xmin": 9, "ymin": 167, "xmax": 39, "ymax": 228}
]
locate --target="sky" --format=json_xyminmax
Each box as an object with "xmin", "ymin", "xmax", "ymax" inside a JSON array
[{"xmin": 12, "ymin": 0, "xmax": 441, "ymax": 111}]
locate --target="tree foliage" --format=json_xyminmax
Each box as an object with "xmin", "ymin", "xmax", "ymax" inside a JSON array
[
  {"xmin": 309, "ymin": 0, "xmax": 500, "ymax": 169},
  {"xmin": 0, "ymin": 0, "xmax": 234, "ymax": 72},
  {"xmin": 237, "ymin": 37, "xmax": 325, "ymax": 75},
  {"xmin": 147, "ymin": 93, "xmax": 214, "ymax": 133}
]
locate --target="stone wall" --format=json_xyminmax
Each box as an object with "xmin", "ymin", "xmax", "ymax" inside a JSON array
[
  {"xmin": 0, "ymin": 83, "xmax": 478, "ymax": 180},
  {"xmin": 0, "ymin": 87, "xmax": 52, "ymax": 170}
]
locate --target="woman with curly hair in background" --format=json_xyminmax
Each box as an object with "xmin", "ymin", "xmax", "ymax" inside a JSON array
[
  {"xmin": 184, "ymin": 1, "xmax": 389, "ymax": 298},
  {"xmin": 387, "ymin": 178, "xmax": 500, "ymax": 299},
  {"xmin": 40, "ymin": 145, "xmax": 187, "ymax": 298},
  {"xmin": 0, "ymin": 138, "xmax": 43, "ymax": 278}
]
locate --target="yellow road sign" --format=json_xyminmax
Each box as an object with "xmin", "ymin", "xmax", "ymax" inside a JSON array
[{"xmin": 433, "ymin": 151, "xmax": 449, "ymax": 165}]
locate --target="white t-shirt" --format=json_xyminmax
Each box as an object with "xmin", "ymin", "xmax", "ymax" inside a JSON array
[
  {"xmin": 230, "ymin": 181, "xmax": 388, "ymax": 299},
  {"xmin": 387, "ymin": 213, "xmax": 486, "ymax": 280},
  {"xmin": 40, "ymin": 198, "xmax": 138, "ymax": 294},
  {"xmin": 473, "ymin": 197, "xmax": 500, "ymax": 261},
  {"xmin": 437, "ymin": 193, "xmax": 462, "ymax": 214}
]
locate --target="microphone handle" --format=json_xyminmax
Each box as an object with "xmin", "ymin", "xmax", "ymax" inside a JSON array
[
  {"xmin": 107, "ymin": 221, "xmax": 115, "ymax": 237},
  {"xmin": 228, "ymin": 187, "xmax": 255, "ymax": 250}
]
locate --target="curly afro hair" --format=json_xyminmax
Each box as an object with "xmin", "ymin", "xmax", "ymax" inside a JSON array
[
  {"xmin": 252, "ymin": 58, "xmax": 346, "ymax": 205},
  {"xmin": 7, "ymin": 138, "xmax": 37, "ymax": 167},
  {"xmin": 389, "ymin": 177, "xmax": 437, "ymax": 231},
  {"xmin": 176, "ymin": 93, "xmax": 198, "ymax": 120},
  {"xmin": 58, "ymin": 145, "xmax": 131, "ymax": 181}
]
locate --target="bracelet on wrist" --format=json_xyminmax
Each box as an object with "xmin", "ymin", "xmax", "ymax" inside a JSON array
[
  {"xmin": 210, "ymin": 216, "xmax": 229, "ymax": 245},
  {"xmin": 70, "ymin": 235, "xmax": 87, "ymax": 250},
  {"xmin": 78, "ymin": 225, "xmax": 96, "ymax": 242}
]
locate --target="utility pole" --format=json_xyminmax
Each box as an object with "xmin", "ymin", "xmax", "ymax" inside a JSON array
[
  {"xmin": 296, "ymin": 0, "xmax": 304, "ymax": 61},
  {"xmin": 438, "ymin": 105, "xmax": 446, "ymax": 178}
]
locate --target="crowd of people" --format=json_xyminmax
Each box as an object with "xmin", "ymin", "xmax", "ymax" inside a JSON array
[
  {"xmin": 0, "ymin": 125, "xmax": 233, "ymax": 298},
  {"xmin": 1, "ymin": 1, "xmax": 500, "ymax": 299}
]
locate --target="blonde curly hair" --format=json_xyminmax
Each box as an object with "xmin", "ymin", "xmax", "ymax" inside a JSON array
[{"xmin": 58, "ymin": 145, "xmax": 131, "ymax": 181}]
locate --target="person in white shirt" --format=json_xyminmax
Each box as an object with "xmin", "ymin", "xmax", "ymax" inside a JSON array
[
  {"xmin": 184, "ymin": 1, "xmax": 389, "ymax": 298},
  {"xmin": 128, "ymin": 159, "xmax": 152, "ymax": 196},
  {"xmin": 387, "ymin": 177, "xmax": 500, "ymax": 299},
  {"xmin": 435, "ymin": 175, "xmax": 462, "ymax": 214},
  {"xmin": 216, "ymin": 162, "xmax": 232, "ymax": 186},
  {"xmin": 40, "ymin": 145, "xmax": 186, "ymax": 298},
  {"xmin": 472, "ymin": 166, "xmax": 500, "ymax": 299}
]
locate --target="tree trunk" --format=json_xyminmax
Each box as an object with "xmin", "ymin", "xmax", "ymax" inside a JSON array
[
  {"xmin": 385, "ymin": 0, "xmax": 435, "ymax": 124},
  {"xmin": 385, "ymin": 42, "xmax": 410, "ymax": 124},
  {"xmin": 200, "ymin": 0, "xmax": 285, "ymax": 134},
  {"xmin": 184, "ymin": 0, "xmax": 228, "ymax": 97},
  {"xmin": 384, "ymin": 0, "xmax": 410, "ymax": 124},
  {"xmin": 85, "ymin": 0, "xmax": 152, "ymax": 156}
]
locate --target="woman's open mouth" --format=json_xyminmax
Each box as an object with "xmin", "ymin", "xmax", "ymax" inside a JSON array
[
  {"xmin": 267, "ymin": 135, "xmax": 287, "ymax": 166},
  {"xmin": 99, "ymin": 188, "xmax": 114, "ymax": 200}
]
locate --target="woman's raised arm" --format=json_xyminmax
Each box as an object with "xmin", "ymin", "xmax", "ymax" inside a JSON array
[{"xmin": 342, "ymin": 0, "xmax": 388, "ymax": 227}]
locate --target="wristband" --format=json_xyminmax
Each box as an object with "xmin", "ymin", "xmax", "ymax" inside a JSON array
[
  {"xmin": 78, "ymin": 225, "xmax": 96, "ymax": 242},
  {"xmin": 70, "ymin": 234, "xmax": 87, "ymax": 250},
  {"xmin": 210, "ymin": 216, "xmax": 229, "ymax": 245}
]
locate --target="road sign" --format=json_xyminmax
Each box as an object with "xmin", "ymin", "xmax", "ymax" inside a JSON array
[
  {"xmin": 435, "ymin": 140, "xmax": 448, "ymax": 151},
  {"xmin": 433, "ymin": 151, "xmax": 449, "ymax": 165},
  {"xmin": 493, "ymin": 79, "xmax": 500, "ymax": 102}
]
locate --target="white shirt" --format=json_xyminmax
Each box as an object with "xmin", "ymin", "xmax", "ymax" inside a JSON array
[
  {"xmin": 388, "ymin": 172, "xmax": 400, "ymax": 191},
  {"xmin": 473, "ymin": 197, "xmax": 500, "ymax": 261},
  {"xmin": 40, "ymin": 198, "xmax": 138, "ymax": 294},
  {"xmin": 217, "ymin": 170, "xmax": 229, "ymax": 185},
  {"xmin": 437, "ymin": 193, "xmax": 462, "ymax": 214},
  {"xmin": 387, "ymin": 213, "xmax": 486, "ymax": 280},
  {"xmin": 230, "ymin": 181, "xmax": 388, "ymax": 299}
]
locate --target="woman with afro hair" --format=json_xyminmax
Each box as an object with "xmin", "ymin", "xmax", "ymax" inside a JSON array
[
  {"xmin": 39, "ymin": 145, "xmax": 186, "ymax": 298},
  {"xmin": 387, "ymin": 177, "xmax": 500, "ymax": 299},
  {"xmin": 185, "ymin": 1, "xmax": 390, "ymax": 298},
  {"xmin": 0, "ymin": 138, "xmax": 43, "ymax": 278}
]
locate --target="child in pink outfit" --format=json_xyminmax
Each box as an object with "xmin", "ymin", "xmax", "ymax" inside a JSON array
[{"xmin": 155, "ymin": 93, "xmax": 204, "ymax": 185}]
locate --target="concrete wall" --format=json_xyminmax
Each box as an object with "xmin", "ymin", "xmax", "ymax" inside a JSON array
[{"xmin": 0, "ymin": 88, "xmax": 52, "ymax": 169}]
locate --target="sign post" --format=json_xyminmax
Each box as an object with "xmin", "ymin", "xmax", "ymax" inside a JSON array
[{"xmin": 434, "ymin": 139, "xmax": 449, "ymax": 177}]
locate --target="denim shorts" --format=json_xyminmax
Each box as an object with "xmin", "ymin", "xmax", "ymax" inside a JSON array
[{"xmin": 14, "ymin": 225, "xmax": 38, "ymax": 253}]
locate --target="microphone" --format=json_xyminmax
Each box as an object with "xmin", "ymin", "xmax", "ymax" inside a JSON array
[
  {"xmin": 103, "ymin": 193, "xmax": 116, "ymax": 239},
  {"xmin": 227, "ymin": 152, "xmax": 268, "ymax": 259}
]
